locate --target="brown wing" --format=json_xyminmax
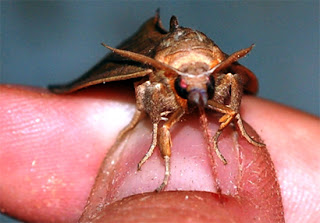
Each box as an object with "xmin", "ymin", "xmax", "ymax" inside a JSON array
[
  {"xmin": 49, "ymin": 13, "xmax": 168, "ymax": 93},
  {"xmin": 228, "ymin": 62, "xmax": 258, "ymax": 95},
  {"xmin": 222, "ymin": 51, "xmax": 259, "ymax": 95}
]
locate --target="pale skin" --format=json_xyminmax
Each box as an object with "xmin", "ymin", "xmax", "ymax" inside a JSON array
[{"xmin": 0, "ymin": 84, "xmax": 319, "ymax": 223}]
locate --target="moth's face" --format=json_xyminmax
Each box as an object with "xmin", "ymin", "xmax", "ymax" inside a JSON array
[
  {"xmin": 174, "ymin": 72, "xmax": 215, "ymax": 107},
  {"xmin": 152, "ymin": 27, "xmax": 228, "ymax": 107}
]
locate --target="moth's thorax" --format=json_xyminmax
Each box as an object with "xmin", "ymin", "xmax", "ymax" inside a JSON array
[
  {"xmin": 154, "ymin": 27, "xmax": 225, "ymax": 73},
  {"xmin": 178, "ymin": 62, "xmax": 209, "ymax": 75}
]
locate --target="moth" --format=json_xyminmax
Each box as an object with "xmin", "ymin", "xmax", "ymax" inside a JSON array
[{"xmin": 49, "ymin": 12, "xmax": 265, "ymax": 192}]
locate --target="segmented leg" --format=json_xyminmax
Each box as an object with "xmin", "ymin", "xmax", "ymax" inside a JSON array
[
  {"xmin": 156, "ymin": 156, "xmax": 170, "ymax": 192},
  {"xmin": 208, "ymin": 100, "xmax": 236, "ymax": 164},
  {"xmin": 209, "ymin": 73, "xmax": 265, "ymax": 164},
  {"xmin": 212, "ymin": 130, "xmax": 227, "ymax": 164},
  {"xmin": 229, "ymin": 74, "xmax": 265, "ymax": 147},
  {"xmin": 235, "ymin": 113, "xmax": 265, "ymax": 147},
  {"xmin": 137, "ymin": 123, "xmax": 158, "ymax": 170},
  {"xmin": 156, "ymin": 108, "xmax": 184, "ymax": 191}
]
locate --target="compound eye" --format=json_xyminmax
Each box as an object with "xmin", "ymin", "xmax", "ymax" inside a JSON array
[
  {"xmin": 207, "ymin": 75, "xmax": 215, "ymax": 99},
  {"xmin": 174, "ymin": 76, "xmax": 188, "ymax": 99}
]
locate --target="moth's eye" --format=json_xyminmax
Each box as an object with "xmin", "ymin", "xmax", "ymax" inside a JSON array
[
  {"xmin": 174, "ymin": 76, "xmax": 188, "ymax": 99},
  {"xmin": 207, "ymin": 75, "xmax": 215, "ymax": 99}
]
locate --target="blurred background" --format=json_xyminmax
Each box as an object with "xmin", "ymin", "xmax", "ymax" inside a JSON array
[{"xmin": 0, "ymin": 1, "xmax": 318, "ymax": 222}]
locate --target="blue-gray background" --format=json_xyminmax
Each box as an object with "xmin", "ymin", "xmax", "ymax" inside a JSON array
[{"xmin": 0, "ymin": 1, "xmax": 319, "ymax": 222}]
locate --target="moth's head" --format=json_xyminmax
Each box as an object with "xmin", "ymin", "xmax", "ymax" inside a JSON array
[
  {"xmin": 158, "ymin": 16, "xmax": 219, "ymax": 107},
  {"xmin": 174, "ymin": 71, "xmax": 215, "ymax": 107}
]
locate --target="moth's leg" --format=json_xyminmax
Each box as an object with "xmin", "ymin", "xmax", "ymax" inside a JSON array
[
  {"xmin": 235, "ymin": 113, "xmax": 265, "ymax": 147},
  {"xmin": 209, "ymin": 73, "xmax": 265, "ymax": 164},
  {"xmin": 230, "ymin": 74, "xmax": 265, "ymax": 147},
  {"xmin": 136, "ymin": 81, "xmax": 163, "ymax": 170},
  {"xmin": 136, "ymin": 80, "xmax": 178, "ymax": 171},
  {"xmin": 208, "ymin": 100, "xmax": 235, "ymax": 164},
  {"xmin": 156, "ymin": 108, "xmax": 184, "ymax": 192},
  {"xmin": 208, "ymin": 73, "xmax": 243, "ymax": 164},
  {"xmin": 137, "ymin": 122, "xmax": 158, "ymax": 170},
  {"xmin": 210, "ymin": 74, "xmax": 264, "ymax": 162}
]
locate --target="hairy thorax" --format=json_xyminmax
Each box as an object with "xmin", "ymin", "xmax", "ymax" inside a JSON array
[{"xmin": 154, "ymin": 28, "xmax": 226, "ymax": 74}]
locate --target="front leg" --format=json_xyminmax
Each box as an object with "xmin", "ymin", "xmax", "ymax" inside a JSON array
[
  {"xmin": 137, "ymin": 122, "xmax": 158, "ymax": 170},
  {"xmin": 209, "ymin": 73, "xmax": 265, "ymax": 164},
  {"xmin": 229, "ymin": 73, "xmax": 265, "ymax": 147},
  {"xmin": 156, "ymin": 108, "xmax": 184, "ymax": 192},
  {"xmin": 138, "ymin": 108, "xmax": 184, "ymax": 192},
  {"xmin": 135, "ymin": 79, "xmax": 181, "ymax": 191}
]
